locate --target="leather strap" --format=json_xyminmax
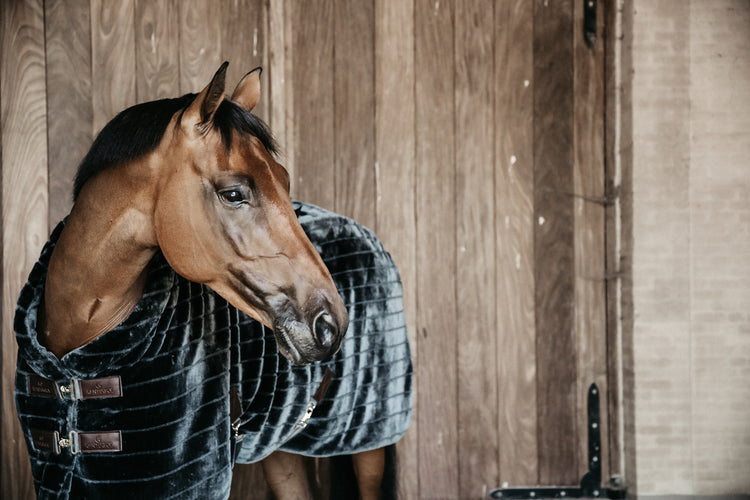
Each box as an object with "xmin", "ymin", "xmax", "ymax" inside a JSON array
[{"xmin": 313, "ymin": 368, "xmax": 335, "ymax": 403}]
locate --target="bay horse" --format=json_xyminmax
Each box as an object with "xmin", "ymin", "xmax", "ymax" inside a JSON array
[{"xmin": 14, "ymin": 63, "xmax": 411, "ymax": 499}]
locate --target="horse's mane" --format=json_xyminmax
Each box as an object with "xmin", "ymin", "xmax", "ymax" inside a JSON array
[{"xmin": 73, "ymin": 94, "xmax": 278, "ymax": 200}]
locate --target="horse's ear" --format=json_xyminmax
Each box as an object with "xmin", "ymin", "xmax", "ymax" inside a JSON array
[
  {"xmin": 231, "ymin": 67, "xmax": 262, "ymax": 112},
  {"xmin": 185, "ymin": 61, "xmax": 229, "ymax": 133}
]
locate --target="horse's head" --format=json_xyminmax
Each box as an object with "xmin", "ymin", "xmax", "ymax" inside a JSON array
[{"xmin": 152, "ymin": 62, "xmax": 347, "ymax": 365}]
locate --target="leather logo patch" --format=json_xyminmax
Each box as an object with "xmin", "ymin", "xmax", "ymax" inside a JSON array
[
  {"xmin": 78, "ymin": 431, "xmax": 122, "ymax": 453},
  {"xmin": 28, "ymin": 375, "xmax": 58, "ymax": 398},
  {"xmin": 30, "ymin": 429, "xmax": 57, "ymax": 453},
  {"xmin": 78, "ymin": 376, "xmax": 122, "ymax": 399}
]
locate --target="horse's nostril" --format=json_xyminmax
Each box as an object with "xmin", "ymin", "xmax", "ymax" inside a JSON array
[{"xmin": 313, "ymin": 312, "xmax": 337, "ymax": 349}]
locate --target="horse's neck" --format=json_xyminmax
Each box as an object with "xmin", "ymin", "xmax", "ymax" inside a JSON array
[{"xmin": 41, "ymin": 171, "xmax": 158, "ymax": 359}]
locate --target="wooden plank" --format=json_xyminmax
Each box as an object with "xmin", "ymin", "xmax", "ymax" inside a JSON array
[
  {"xmin": 454, "ymin": 0, "xmax": 498, "ymax": 497},
  {"xmin": 609, "ymin": 0, "xmax": 636, "ymax": 484},
  {"xmin": 290, "ymin": 0, "xmax": 335, "ymax": 209},
  {"xmin": 90, "ymin": 0, "xmax": 136, "ymax": 134},
  {"xmin": 373, "ymin": 0, "xmax": 417, "ymax": 496},
  {"xmin": 415, "ymin": 0, "xmax": 459, "ymax": 497},
  {"xmin": 333, "ymin": 0, "xmax": 376, "ymax": 228},
  {"xmin": 533, "ymin": 0, "xmax": 578, "ymax": 485},
  {"xmin": 219, "ymin": 0, "xmax": 270, "ymax": 121},
  {"xmin": 1, "ymin": 1, "xmax": 48, "ymax": 499},
  {"xmin": 573, "ymin": 0, "xmax": 609, "ymax": 482},
  {"xmin": 134, "ymin": 0, "xmax": 180, "ymax": 101},
  {"xmin": 494, "ymin": 0, "xmax": 538, "ymax": 485},
  {"xmin": 268, "ymin": 0, "xmax": 293, "ymax": 192},
  {"xmin": 178, "ymin": 0, "xmax": 222, "ymax": 94},
  {"xmin": 45, "ymin": 0, "xmax": 93, "ymax": 225},
  {"xmin": 603, "ymin": 0, "xmax": 621, "ymax": 477},
  {"xmin": 603, "ymin": 0, "xmax": 631, "ymax": 480}
]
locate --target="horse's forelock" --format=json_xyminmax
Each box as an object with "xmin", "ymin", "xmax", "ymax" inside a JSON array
[{"xmin": 213, "ymin": 100, "xmax": 278, "ymax": 157}]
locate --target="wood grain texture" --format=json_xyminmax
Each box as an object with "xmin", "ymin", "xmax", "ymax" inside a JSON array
[
  {"xmin": 415, "ymin": 0, "xmax": 459, "ymax": 497},
  {"xmin": 455, "ymin": 0, "xmax": 498, "ymax": 497},
  {"xmin": 573, "ymin": 0, "xmax": 609, "ymax": 482},
  {"xmin": 533, "ymin": 0, "xmax": 578, "ymax": 485},
  {"xmin": 1, "ymin": 1, "xmax": 48, "ymax": 499},
  {"xmin": 0, "ymin": 2, "xmax": 618, "ymax": 496},
  {"xmin": 603, "ymin": 0, "xmax": 621, "ymax": 477},
  {"xmin": 91, "ymin": 0, "xmax": 137, "ymax": 134},
  {"xmin": 374, "ymin": 0, "xmax": 418, "ymax": 496},
  {"xmin": 268, "ymin": 0, "xmax": 293, "ymax": 191},
  {"xmin": 608, "ymin": 0, "xmax": 636, "ymax": 483},
  {"xmin": 333, "ymin": 0, "xmax": 376, "ymax": 228},
  {"xmin": 44, "ymin": 0, "xmax": 92, "ymax": 225},
  {"xmin": 220, "ymin": 0, "xmax": 269, "ymax": 121},
  {"xmin": 494, "ymin": 0, "xmax": 538, "ymax": 485},
  {"xmin": 178, "ymin": 0, "xmax": 222, "ymax": 93},
  {"xmin": 134, "ymin": 0, "xmax": 180, "ymax": 101},
  {"xmin": 290, "ymin": 0, "xmax": 335, "ymax": 209}
]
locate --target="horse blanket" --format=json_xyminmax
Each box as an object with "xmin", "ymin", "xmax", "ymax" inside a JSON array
[{"xmin": 14, "ymin": 201, "xmax": 412, "ymax": 499}]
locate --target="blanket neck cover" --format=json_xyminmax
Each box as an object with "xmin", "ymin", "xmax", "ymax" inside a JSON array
[{"xmin": 15, "ymin": 201, "xmax": 412, "ymax": 499}]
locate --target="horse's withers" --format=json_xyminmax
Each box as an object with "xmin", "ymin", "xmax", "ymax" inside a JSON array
[{"xmin": 154, "ymin": 63, "xmax": 348, "ymax": 365}]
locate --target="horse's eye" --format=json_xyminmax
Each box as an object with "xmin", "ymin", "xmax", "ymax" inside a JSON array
[{"xmin": 219, "ymin": 190, "xmax": 244, "ymax": 205}]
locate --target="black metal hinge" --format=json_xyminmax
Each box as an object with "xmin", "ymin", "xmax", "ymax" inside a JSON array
[
  {"xmin": 489, "ymin": 384, "xmax": 626, "ymax": 500},
  {"xmin": 584, "ymin": 0, "xmax": 597, "ymax": 48}
]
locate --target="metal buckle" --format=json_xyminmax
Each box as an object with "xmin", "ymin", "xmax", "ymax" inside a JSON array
[
  {"xmin": 292, "ymin": 399, "xmax": 317, "ymax": 436},
  {"xmin": 59, "ymin": 380, "xmax": 76, "ymax": 400},
  {"xmin": 299, "ymin": 399, "xmax": 317, "ymax": 429},
  {"xmin": 58, "ymin": 431, "xmax": 79, "ymax": 455},
  {"xmin": 232, "ymin": 418, "xmax": 245, "ymax": 441}
]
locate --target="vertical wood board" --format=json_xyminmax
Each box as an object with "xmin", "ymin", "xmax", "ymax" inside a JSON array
[
  {"xmin": 573, "ymin": 0, "xmax": 609, "ymax": 481},
  {"xmin": 290, "ymin": 0, "xmax": 335, "ymax": 209},
  {"xmin": 494, "ymin": 0, "xmax": 539, "ymax": 485},
  {"xmin": 333, "ymin": 0, "xmax": 376, "ymax": 228},
  {"xmin": 134, "ymin": 0, "xmax": 180, "ymax": 101},
  {"xmin": 178, "ymin": 0, "xmax": 222, "ymax": 93},
  {"xmin": 44, "ymin": 0, "xmax": 93, "ymax": 225},
  {"xmin": 1, "ymin": 1, "xmax": 48, "ymax": 498},
  {"xmin": 415, "ymin": 0, "xmax": 459, "ymax": 496},
  {"xmin": 219, "ymin": 0, "xmax": 269, "ymax": 121},
  {"xmin": 90, "ymin": 0, "xmax": 137, "ymax": 134},
  {"xmin": 603, "ymin": 0, "xmax": 630, "ymax": 478},
  {"xmin": 455, "ymin": 0, "xmax": 499, "ymax": 497},
  {"xmin": 533, "ymin": 0, "xmax": 579, "ymax": 485},
  {"xmin": 373, "ymin": 0, "xmax": 418, "ymax": 496},
  {"xmin": 268, "ymin": 0, "xmax": 294, "ymax": 190}
]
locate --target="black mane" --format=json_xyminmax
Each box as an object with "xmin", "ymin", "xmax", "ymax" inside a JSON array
[{"xmin": 73, "ymin": 94, "xmax": 278, "ymax": 200}]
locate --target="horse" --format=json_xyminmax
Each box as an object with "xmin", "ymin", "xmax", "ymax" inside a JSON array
[{"xmin": 14, "ymin": 62, "xmax": 411, "ymax": 499}]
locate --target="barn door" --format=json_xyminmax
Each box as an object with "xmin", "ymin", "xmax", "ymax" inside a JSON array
[
  {"xmin": 272, "ymin": 0, "xmax": 617, "ymax": 496},
  {"xmin": 1, "ymin": 0, "xmax": 617, "ymax": 498}
]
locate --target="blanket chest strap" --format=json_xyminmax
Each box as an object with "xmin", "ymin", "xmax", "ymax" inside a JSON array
[
  {"xmin": 31, "ymin": 429, "xmax": 122, "ymax": 455},
  {"xmin": 28, "ymin": 374, "xmax": 122, "ymax": 400}
]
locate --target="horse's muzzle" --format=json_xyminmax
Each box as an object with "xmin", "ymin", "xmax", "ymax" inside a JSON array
[{"xmin": 272, "ymin": 302, "xmax": 347, "ymax": 365}]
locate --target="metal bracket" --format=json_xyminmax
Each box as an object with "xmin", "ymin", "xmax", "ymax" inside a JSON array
[
  {"xmin": 489, "ymin": 384, "xmax": 626, "ymax": 499},
  {"xmin": 584, "ymin": 0, "xmax": 597, "ymax": 48}
]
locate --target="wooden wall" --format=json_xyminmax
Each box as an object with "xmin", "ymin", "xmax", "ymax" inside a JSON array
[{"xmin": 1, "ymin": 1, "xmax": 613, "ymax": 498}]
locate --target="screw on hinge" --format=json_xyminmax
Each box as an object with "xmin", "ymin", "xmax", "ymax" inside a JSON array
[{"xmin": 584, "ymin": 0, "xmax": 597, "ymax": 48}]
